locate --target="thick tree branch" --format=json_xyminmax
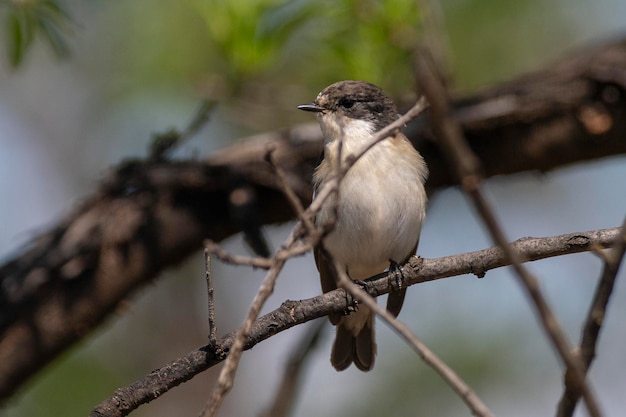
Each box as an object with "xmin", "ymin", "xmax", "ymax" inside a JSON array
[
  {"xmin": 90, "ymin": 227, "xmax": 621, "ymax": 417},
  {"xmin": 2, "ymin": 38, "xmax": 626, "ymax": 400}
]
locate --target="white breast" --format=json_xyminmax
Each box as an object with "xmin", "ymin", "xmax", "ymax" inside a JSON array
[{"xmin": 315, "ymin": 116, "xmax": 427, "ymax": 280}]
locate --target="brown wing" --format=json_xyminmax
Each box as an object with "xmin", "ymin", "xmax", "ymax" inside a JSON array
[
  {"xmin": 385, "ymin": 240, "xmax": 419, "ymax": 317},
  {"xmin": 314, "ymin": 246, "xmax": 342, "ymax": 325}
]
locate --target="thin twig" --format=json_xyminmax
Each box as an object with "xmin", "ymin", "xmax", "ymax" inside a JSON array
[
  {"xmin": 260, "ymin": 321, "xmax": 326, "ymax": 417},
  {"xmin": 199, "ymin": 229, "xmax": 321, "ymax": 417},
  {"xmin": 204, "ymin": 244, "xmax": 217, "ymax": 347},
  {"xmin": 90, "ymin": 226, "xmax": 621, "ymax": 417},
  {"xmin": 199, "ymin": 255, "xmax": 287, "ymax": 417},
  {"xmin": 198, "ymin": 167, "xmax": 329, "ymax": 417},
  {"xmin": 267, "ymin": 150, "xmax": 316, "ymax": 235},
  {"xmin": 303, "ymin": 97, "xmax": 429, "ymax": 220},
  {"xmin": 150, "ymin": 100, "xmax": 216, "ymax": 159},
  {"xmin": 205, "ymin": 240, "xmax": 274, "ymax": 269},
  {"xmin": 331, "ymin": 258, "xmax": 495, "ymax": 417},
  {"xmin": 199, "ymin": 185, "xmax": 330, "ymax": 417},
  {"xmin": 302, "ymin": 96, "xmax": 429, "ymax": 238},
  {"xmin": 197, "ymin": 97, "xmax": 431, "ymax": 417},
  {"xmin": 182, "ymin": 101, "xmax": 216, "ymax": 140},
  {"xmin": 417, "ymin": 0, "xmax": 452, "ymax": 85},
  {"xmin": 340, "ymin": 96, "xmax": 428, "ymax": 175},
  {"xmin": 557, "ymin": 215, "xmax": 626, "ymax": 417},
  {"xmin": 415, "ymin": 52, "xmax": 602, "ymax": 417}
]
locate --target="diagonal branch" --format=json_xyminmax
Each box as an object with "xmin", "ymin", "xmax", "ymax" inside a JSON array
[
  {"xmin": 89, "ymin": 226, "xmax": 621, "ymax": 417},
  {"xmin": 556, "ymin": 216, "xmax": 626, "ymax": 417},
  {"xmin": 332, "ymin": 258, "xmax": 495, "ymax": 417},
  {"xmin": 199, "ymin": 254, "xmax": 288, "ymax": 417},
  {"xmin": 3, "ymin": 37, "xmax": 626, "ymax": 401},
  {"xmin": 415, "ymin": 50, "xmax": 602, "ymax": 417},
  {"xmin": 198, "ymin": 97, "xmax": 430, "ymax": 417}
]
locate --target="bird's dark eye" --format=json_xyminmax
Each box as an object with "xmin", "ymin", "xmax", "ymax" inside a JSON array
[{"xmin": 338, "ymin": 98, "xmax": 355, "ymax": 109}]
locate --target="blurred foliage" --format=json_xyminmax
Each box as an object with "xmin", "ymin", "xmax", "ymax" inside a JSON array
[
  {"xmin": 97, "ymin": 0, "xmax": 420, "ymax": 102},
  {"xmin": 1, "ymin": 0, "xmax": 72, "ymax": 67},
  {"xmin": 336, "ymin": 329, "xmax": 528, "ymax": 417},
  {"xmin": 0, "ymin": 0, "xmax": 590, "ymax": 97},
  {"xmin": 443, "ymin": 0, "xmax": 578, "ymax": 91},
  {"xmin": 190, "ymin": 0, "xmax": 314, "ymax": 89},
  {"xmin": 95, "ymin": 0, "xmax": 424, "ymax": 130},
  {"xmin": 5, "ymin": 346, "xmax": 126, "ymax": 417},
  {"xmin": 312, "ymin": 0, "xmax": 421, "ymax": 95},
  {"xmin": 3, "ymin": 1, "xmax": 618, "ymax": 416},
  {"xmin": 189, "ymin": 0, "xmax": 421, "ymax": 89}
]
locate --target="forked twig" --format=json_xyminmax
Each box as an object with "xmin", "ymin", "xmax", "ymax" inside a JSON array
[
  {"xmin": 331, "ymin": 258, "xmax": 495, "ymax": 417},
  {"xmin": 199, "ymin": 251, "xmax": 288, "ymax": 417},
  {"xmin": 90, "ymin": 227, "xmax": 621, "ymax": 417},
  {"xmin": 205, "ymin": 240, "xmax": 273, "ymax": 269},
  {"xmin": 415, "ymin": 52, "xmax": 602, "ymax": 417},
  {"xmin": 557, "ymin": 215, "xmax": 626, "ymax": 417},
  {"xmin": 197, "ymin": 97, "xmax": 430, "ymax": 417}
]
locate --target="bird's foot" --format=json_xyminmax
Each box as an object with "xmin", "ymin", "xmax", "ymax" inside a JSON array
[
  {"xmin": 388, "ymin": 260, "xmax": 405, "ymax": 291},
  {"xmin": 341, "ymin": 279, "xmax": 370, "ymax": 315}
]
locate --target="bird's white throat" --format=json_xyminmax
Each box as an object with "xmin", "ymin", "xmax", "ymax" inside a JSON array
[{"xmin": 318, "ymin": 113, "xmax": 379, "ymax": 157}]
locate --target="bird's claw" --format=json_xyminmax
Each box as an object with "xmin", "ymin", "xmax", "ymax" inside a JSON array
[
  {"xmin": 388, "ymin": 260, "xmax": 404, "ymax": 291},
  {"xmin": 340, "ymin": 279, "xmax": 369, "ymax": 315},
  {"xmin": 352, "ymin": 279, "xmax": 370, "ymax": 291}
]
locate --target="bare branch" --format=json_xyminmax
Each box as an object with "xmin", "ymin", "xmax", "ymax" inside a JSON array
[
  {"xmin": 89, "ymin": 226, "xmax": 621, "ymax": 417},
  {"xmin": 331, "ymin": 258, "xmax": 495, "ymax": 417},
  {"xmin": 415, "ymin": 50, "xmax": 602, "ymax": 417},
  {"xmin": 342, "ymin": 96, "xmax": 429, "ymax": 173},
  {"xmin": 199, "ymin": 247, "xmax": 290, "ymax": 417},
  {"xmin": 3, "ymin": 38, "xmax": 626, "ymax": 401},
  {"xmin": 557, "ymin": 216, "xmax": 626, "ymax": 417},
  {"xmin": 205, "ymin": 240, "xmax": 274, "ymax": 270},
  {"xmin": 204, "ymin": 246, "xmax": 217, "ymax": 347},
  {"xmin": 150, "ymin": 100, "xmax": 216, "ymax": 159},
  {"xmin": 198, "ymin": 95, "xmax": 430, "ymax": 416},
  {"xmin": 267, "ymin": 150, "xmax": 316, "ymax": 235}
]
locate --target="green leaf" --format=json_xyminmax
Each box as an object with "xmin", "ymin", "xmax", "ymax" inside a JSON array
[
  {"xmin": 37, "ymin": 0, "xmax": 72, "ymax": 57},
  {"xmin": 3, "ymin": 0, "xmax": 72, "ymax": 68},
  {"xmin": 6, "ymin": 12, "xmax": 23, "ymax": 67},
  {"xmin": 190, "ymin": 0, "xmax": 313, "ymax": 85},
  {"xmin": 38, "ymin": 13, "xmax": 70, "ymax": 57}
]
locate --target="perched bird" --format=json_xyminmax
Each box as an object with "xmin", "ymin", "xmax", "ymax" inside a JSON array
[{"xmin": 298, "ymin": 80, "xmax": 428, "ymax": 371}]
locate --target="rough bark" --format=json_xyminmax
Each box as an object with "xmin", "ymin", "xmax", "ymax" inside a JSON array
[
  {"xmin": 90, "ymin": 227, "xmax": 621, "ymax": 417},
  {"xmin": 1, "ymin": 38, "xmax": 626, "ymax": 400}
]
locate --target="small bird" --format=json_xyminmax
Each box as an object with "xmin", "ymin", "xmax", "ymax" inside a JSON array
[{"xmin": 298, "ymin": 80, "xmax": 428, "ymax": 371}]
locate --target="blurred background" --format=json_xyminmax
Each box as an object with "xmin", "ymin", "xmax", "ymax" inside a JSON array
[{"xmin": 1, "ymin": 0, "xmax": 625, "ymax": 416}]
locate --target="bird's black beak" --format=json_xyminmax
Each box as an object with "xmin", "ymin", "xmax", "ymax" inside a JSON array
[{"xmin": 297, "ymin": 103, "xmax": 325, "ymax": 112}]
